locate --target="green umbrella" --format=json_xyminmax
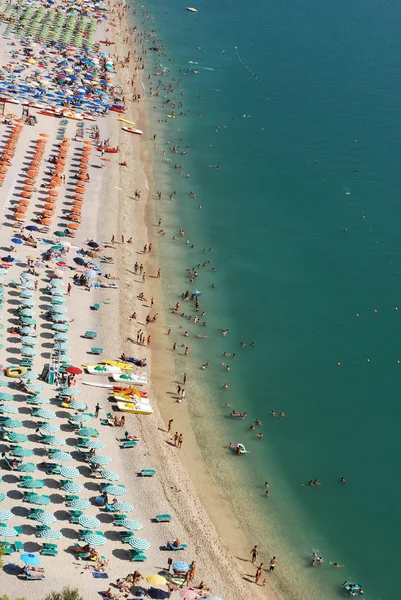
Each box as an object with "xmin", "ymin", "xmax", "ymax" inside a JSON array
[
  {"xmin": 4, "ymin": 419, "xmax": 23, "ymax": 429},
  {"xmin": 30, "ymin": 397, "xmax": 51, "ymax": 405},
  {"xmin": 35, "ymin": 409, "xmax": 55, "ymax": 420},
  {"xmin": 20, "ymin": 309, "xmax": 34, "ymax": 317},
  {"xmin": 0, "ymin": 393, "xmax": 14, "ymax": 401},
  {"xmin": 78, "ymin": 439, "xmax": 104, "ymax": 449},
  {"xmin": 37, "ymin": 529, "xmax": 62, "ymax": 540},
  {"xmin": 127, "ymin": 537, "xmax": 150, "ymax": 550},
  {"xmin": 0, "ymin": 527, "xmax": 18, "ymax": 538},
  {"xmin": 19, "ymin": 479, "xmax": 45, "ymax": 489},
  {"xmin": 120, "ymin": 519, "xmax": 142, "ymax": 531},
  {"xmin": 52, "ymin": 451, "xmax": 72, "ymax": 463},
  {"xmin": 54, "ymin": 333, "xmax": 68, "ymax": 341},
  {"xmin": 82, "ymin": 533, "xmax": 106, "ymax": 546},
  {"xmin": 78, "ymin": 515, "xmax": 100, "ymax": 529},
  {"xmin": 110, "ymin": 501, "xmax": 133, "ymax": 512},
  {"xmin": 39, "ymin": 423, "xmax": 59, "ymax": 434},
  {"xmin": 52, "ymin": 324, "xmax": 69, "ymax": 332},
  {"xmin": 7, "ymin": 433, "xmax": 27, "ymax": 443},
  {"xmin": 0, "ymin": 510, "xmax": 13, "ymax": 521},
  {"xmin": 47, "ymin": 437, "xmax": 66, "ymax": 447},
  {"xmin": 21, "ymin": 347, "xmax": 37, "ymax": 356},
  {"xmin": 21, "ymin": 337, "xmax": 37, "ymax": 346},
  {"xmin": 21, "ymin": 371, "xmax": 39, "ymax": 380},
  {"xmin": 12, "ymin": 448, "xmax": 33, "ymax": 458},
  {"xmin": 59, "ymin": 467, "xmax": 79, "ymax": 479},
  {"xmin": 78, "ymin": 428, "xmax": 98, "ymax": 438},
  {"xmin": 89, "ymin": 455, "xmax": 110, "ymax": 466},
  {"xmin": 68, "ymin": 499, "xmax": 90, "ymax": 509},
  {"xmin": 50, "ymin": 279, "xmax": 63, "ymax": 288},
  {"xmin": 70, "ymin": 401, "xmax": 87, "ymax": 411},
  {"xmin": 0, "ymin": 405, "xmax": 18, "ymax": 414},
  {"xmin": 18, "ymin": 463, "xmax": 37, "ymax": 473},
  {"xmin": 59, "ymin": 388, "xmax": 80, "ymax": 396},
  {"xmin": 103, "ymin": 485, "xmax": 126, "ymax": 496},
  {"xmin": 21, "ymin": 273, "xmax": 35, "ymax": 281},
  {"xmin": 21, "ymin": 318, "xmax": 36, "ymax": 325},
  {"xmin": 54, "ymin": 231, "xmax": 67, "ymax": 238},
  {"xmin": 52, "ymin": 308, "xmax": 68, "ymax": 316},
  {"xmin": 33, "ymin": 513, "xmax": 56, "ymax": 524},
  {"xmin": 27, "ymin": 384, "xmax": 44, "ymax": 393},
  {"xmin": 21, "ymin": 327, "xmax": 35, "ymax": 336},
  {"xmin": 21, "ymin": 299, "xmax": 34, "ymax": 308},
  {"xmin": 61, "ymin": 482, "xmax": 83, "ymax": 493},
  {"xmin": 27, "ymin": 494, "xmax": 50, "ymax": 506},
  {"xmin": 100, "ymin": 470, "xmax": 120, "ymax": 481},
  {"xmin": 70, "ymin": 413, "xmax": 93, "ymax": 423}
]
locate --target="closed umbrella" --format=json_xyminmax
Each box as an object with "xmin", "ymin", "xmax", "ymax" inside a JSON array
[
  {"xmin": 52, "ymin": 451, "xmax": 72, "ymax": 463},
  {"xmin": 89, "ymin": 455, "xmax": 111, "ymax": 466},
  {"xmin": 0, "ymin": 510, "xmax": 13, "ymax": 521},
  {"xmin": 32, "ymin": 513, "xmax": 56, "ymax": 525},
  {"xmin": 82, "ymin": 533, "xmax": 106, "ymax": 547},
  {"xmin": 12, "ymin": 448, "xmax": 33, "ymax": 457},
  {"xmin": 79, "ymin": 439, "xmax": 104, "ymax": 449},
  {"xmin": 21, "ymin": 553, "xmax": 40, "ymax": 565},
  {"xmin": 61, "ymin": 482, "xmax": 83, "ymax": 493},
  {"xmin": 35, "ymin": 409, "xmax": 55, "ymax": 420},
  {"xmin": 47, "ymin": 437, "xmax": 66, "ymax": 447},
  {"xmin": 39, "ymin": 423, "xmax": 59, "ymax": 434},
  {"xmin": 100, "ymin": 470, "xmax": 120, "ymax": 481},
  {"xmin": 78, "ymin": 515, "xmax": 100, "ymax": 529},
  {"xmin": 0, "ymin": 405, "xmax": 19, "ymax": 414},
  {"xmin": 70, "ymin": 400, "xmax": 87, "ymax": 411},
  {"xmin": 59, "ymin": 467, "xmax": 79, "ymax": 479},
  {"xmin": 68, "ymin": 499, "xmax": 90, "ymax": 509},
  {"xmin": 110, "ymin": 501, "xmax": 133, "ymax": 512},
  {"xmin": 128, "ymin": 538, "xmax": 150, "ymax": 550},
  {"xmin": 4, "ymin": 419, "xmax": 23, "ymax": 429},
  {"xmin": 18, "ymin": 463, "xmax": 37, "ymax": 473},
  {"xmin": 37, "ymin": 529, "xmax": 62, "ymax": 540},
  {"xmin": 103, "ymin": 485, "xmax": 126, "ymax": 496},
  {"xmin": 0, "ymin": 527, "xmax": 18, "ymax": 538},
  {"xmin": 70, "ymin": 413, "xmax": 93, "ymax": 423},
  {"xmin": 59, "ymin": 388, "xmax": 80, "ymax": 396},
  {"xmin": 121, "ymin": 519, "xmax": 142, "ymax": 531}
]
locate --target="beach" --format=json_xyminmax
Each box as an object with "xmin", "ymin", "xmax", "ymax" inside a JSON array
[{"xmin": 0, "ymin": 0, "xmax": 285, "ymax": 598}]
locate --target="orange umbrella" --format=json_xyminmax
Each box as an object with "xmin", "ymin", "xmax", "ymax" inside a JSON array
[
  {"xmin": 14, "ymin": 213, "xmax": 26, "ymax": 221},
  {"xmin": 44, "ymin": 203, "xmax": 56, "ymax": 210},
  {"xmin": 43, "ymin": 196, "xmax": 56, "ymax": 204},
  {"xmin": 23, "ymin": 185, "xmax": 34, "ymax": 192},
  {"xmin": 47, "ymin": 190, "xmax": 58, "ymax": 197},
  {"xmin": 69, "ymin": 214, "xmax": 81, "ymax": 222},
  {"xmin": 42, "ymin": 210, "xmax": 54, "ymax": 216},
  {"xmin": 20, "ymin": 192, "xmax": 32, "ymax": 199},
  {"xmin": 72, "ymin": 200, "xmax": 83, "ymax": 206},
  {"xmin": 71, "ymin": 207, "xmax": 81, "ymax": 214},
  {"xmin": 19, "ymin": 199, "xmax": 30, "ymax": 207},
  {"xmin": 40, "ymin": 218, "xmax": 51, "ymax": 225},
  {"xmin": 39, "ymin": 133, "xmax": 48, "ymax": 137},
  {"xmin": 15, "ymin": 205, "xmax": 27, "ymax": 213},
  {"xmin": 68, "ymin": 222, "xmax": 79, "ymax": 230}
]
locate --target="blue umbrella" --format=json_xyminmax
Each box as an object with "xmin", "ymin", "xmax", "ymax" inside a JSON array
[
  {"xmin": 2, "ymin": 256, "xmax": 14, "ymax": 263},
  {"xmin": 0, "ymin": 510, "xmax": 13, "ymax": 521},
  {"xmin": 30, "ymin": 397, "xmax": 51, "ymax": 405},
  {"xmin": 70, "ymin": 401, "xmax": 87, "ymax": 411},
  {"xmin": 18, "ymin": 463, "xmax": 37, "ymax": 473},
  {"xmin": 21, "ymin": 553, "xmax": 40, "ymax": 565},
  {"xmin": 0, "ymin": 527, "xmax": 18, "ymax": 538},
  {"xmin": 0, "ymin": 405, "xmax": 18, "ymax": 414},
  {"xmin": 21, "ymin": 347, "xmax": 37, "ymax": 356},
  {"xmin": 100, "ymin": 470, "xmax": 120, "ymax": 481},
  {"xmin": 22, "ymin": 371, "xmax": 38, "ymax": 380},
  {"xmin": 35, "ymin": 409, "xmax": 55, "ymax": 420},
  {"xmin": 33, "ymin": 513, "xmax": 56, "ymax": 525},
  {"xmin": 7, "ymin": 433, "xmax": 27, "ymax": 443},
  {"xmin": 0, "ymin": 393, "xmax": 13, "ymax": 401},
  {"xmin": 21, "ymin": 272, "xmax": 34, "ymax": 280},
  {"xmin": 68, "ymin": 499, "xmax": 90, "ymax": 509},
  {"xmin": 37, "ymin": 529, "xmax": 62, "ymax": 540},
  {"xmin": 103, "ymin": 485, "xmax": 126, "ymax": 496},
  {"xmin": 59, "ymin": 467, "xmax": 79, "ymax": 479},
  {"xmin": 12, "ymin": 447, "xmax": 33, "ymax": 457},
  {"xmin": 26, "ymin": 226, "xmax": 39, "ymax": 232},
  {"xmin": 70, "ymin": 413, "xmax": 93, "ymax": 423},
  {"xmin": 172, "ymin": 561, "xmax": 190, "ymax": 572},
  {"xmin": 47, "ymin": 437, "xmax": 66, "ymax": 447},
  {"xmin": 62, "ymin": 482, "xmax": 83, "ymax": 493},
  {"xmin": 22, "ymin": 336, "xmax": 37, "ymax": 345},
  {"xmin": 52, "ymin": 324, "xmax": 69, "ymax": 332},
  {"xmin": 52, "ymin": 451, "xmax": 72, "ymax": 462},
  {"xmin": 39, "ymin": 423, "xmax": 59, "ymax": 434},
  {"xmin": 11, "ymin": 238, "xmax": 23, "ymax": 245},
  {"xmin": 78, "ymin": 515, "xmax": 100, "ymax": 528},
  {"xmin": 82, "ymin": 533, "xmax": 106, "ymax": 546},
  {"xmin": 89, "ymin": 455, "xmax": 111, "ymax": 466},
  {"xmin": 79, "ymin": 439, "xmax": 104, "ymax": 449},
  {"xmin": 4, "ymin": 418, "xmax": 23, "ymax": 429},
  {"xmin": 59, "ymin": 388, "xmax": 80, "ymax": 396},
  {"xmin": 27, "ymin": 383, "xmax": 44, "ymax": 392}
]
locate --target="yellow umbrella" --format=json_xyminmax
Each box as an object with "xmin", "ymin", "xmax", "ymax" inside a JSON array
[{"xmin": 145, "ymin": 575, "xmax": 167, "ymax": 586}]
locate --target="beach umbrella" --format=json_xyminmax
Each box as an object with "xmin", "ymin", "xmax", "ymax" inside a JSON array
[
  {"xmin": 54, "ymin": 231, "xmax": 67, "ymax": 238},
  {"xmin": 4, "ymin": 419, "xmax": 23, "ymax": 429},
  {"xmin": 68, "ymin": 499, "xmax": 90, "ymax": 510},
  {"xmin": 20, "ymin": 291, "xmax": 34, "ymax": 299},
  {"xmin": 50, "ymin": 279, "xmax": 63, "ymax": 288},
  {"xmin": 39, "ymin": 423, "xmax": 59, "ymax": 434},
  {"xmin": 147, "ymin": 575, "xmax": 167, "ymax": 587},
  {"xmin": 121, "ymin": 519, "xmax": 142, "ymax": 531},
  {"xmin": 52, "ymin": 324, "xmax": 69, "ymax": 332},
  {"xmin": 0, "ymin": 405, "xmax": 18, "ymax": 414},
  {"xmin": 87, "ymin": 241, "xmax": 99, "ymax": 249},
  {"xmin": 21, "ymin": 318, "xmax": 36, "ymax": 325},
  {"xmin": 19, "ymin": 479, "xmax": 45, "ymax": 489},
  {"xmin": 54, "ymin": 333, "xmax": 68, "ymax": 341},
  {"xmin": 79, "ymin": 439, "xmax": 104, "ymax": 449},
  {"xmin": 1, "ymin": 256, "xmax": 14, "ymax": 263},
  {"xmin": 70, "ymin": 413, "xmax": 93, "ymax": 423},
  {"xmin": 27, "ymin": 383, "xmax": 44, "ymax": 393},
  {"xmin": 7, "ymin": 433, "xmax": 27, "ymax": 443},
  {"xmin": 61, "ymin": 482, "xmax": 83, "ymax": 493},
  {"xmin": 26, "ymin": 226, "xmax": 39, "ymax": 232},
  {"xmin": 172, "ymin": 562, "xmax": 190, "ymax": 572},
  {"xmin": 128, "ymin": 538, "xmax": 150, "ymax": 550},
  {"xmin": 59, "ymin": 467, "xmax": 79, "ymax": 479},
  {"xmin": 20, "ymin": 309, "xmax": 34, "ymax": 317},
  {"xmin": 12, "ymin": 447, "xmax": 33, "ymax": 457},
  {"xmin": 69, "ymin": 401, "xmax": 87, "ymax": 411},
  {"xmin": 18, "ymin": 462, "xmax": 37, "ymax": 473},
  {"xmin": 0, "ymin": 494, "xmax": 6, "ymax": 502},
  {"xmin": 22, "ymin": 336, "xmax": 37, "ymax": 346},
  {"xmin": 78, "ymin": 515, "xmax": 100, "ymax": 529},
  {"xmin": 52, "ymin": 307, "xmax": 68, "ymax": 316},
  {"xmin": 47, "ymin": 437, "xmax": 66, "ymax": 447},
  {"xmin": 89, "ymin": 455, "xmax": 111, "ymax": 466},
  {"xmin": 0, "ymin": 393, "xmax": 13, "ymax": 402},
  {"xmin": 207, "ymin": 597, "xmax": 223, "ymax": 600},
  {"xmin": 20, "ymin": 326, "xmax": 35, "ymax": 334},
  {"xmin": 21, "ymin": 299, "xmax": 35, "ymax": 308},
  {"xmin": 100, "ymin": 470, "xmax": 120, "ymax": 481},
  {"xmin": 180, "ymin": 591, "xmax": 198, "ymax": 600},
  {"xmin": 31, "ymin": 397, "xmax": 51, "ymax": 405},
  {"xmin": 59, "ymin": 388, "xmax": 80, "ymax": 396},
  {"xmin": 103, "ymin": 485, "xmax": 126, "ymax": 496},
  {"xmin": 78, "ymin": 428, "xmax": 98, "ymax": 438},
  {"xmin": 21, "ymin": 553, "xmax": 40, "ymax": 565},
  {"xmin": 110, "ymin": 501, "xmax": 133, "ymax": 512},
  {"xmin": 35, "ymin": 409, "xmax": 55, "ymax": 420},
  {"xmin": 37, "ymin": 529, "xmax": 62, "ymax": 540},
  {"xmin": 66, "ymin": 367, "xmax": 82, "ymax": 375},
  {"xmin": 82, "ymin": 533, "xmax": 106, "ymax": 546},
  {"xmin": 52, "ymin": 451, "xmax": 72, "ymax": 463},
  {"xmin": 21, "ymin": 371, "xmax": 38, "ymax": 380},
  {"xmin": 21, "ymin": 273, "xmax": 34, "ymax": 281},
  {"xmin": 11, "ymin": 238, "xmax": 23, "ymax": 245},
  {"xmin": 0, "ymin": 527, "xmax": 18, "ymax": 538},
  {"xmin": 21, "ymin": 346, "xmax": 37, "ymax": 356},
  {"xmin": 0, "ymin": 510, "xmax": 13, "ymax": 521}
]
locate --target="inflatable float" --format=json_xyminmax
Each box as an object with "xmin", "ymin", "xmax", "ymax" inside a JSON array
[
  {"xmin": 5, "ymin": 367, "xmax": 25, "ymax": 378},
  {"xmin": 236, "ymin": 443, "xmax": 248, "ymax": 455}
]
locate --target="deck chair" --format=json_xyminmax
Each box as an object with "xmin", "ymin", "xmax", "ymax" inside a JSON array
[
  {"xmin": 122, "ymin": 440, "xmax": 137, "ymax": 448},
  {"xmin": 155, "ymin": 514, "xmax": 172, "ymax": 522},
  {"xmin": 84, "ymin": 331, "xmax": 97, "ymax": 339},
  {"xmin": 140, "ymin": 469, "xmax": 156, "ymax": 477}
]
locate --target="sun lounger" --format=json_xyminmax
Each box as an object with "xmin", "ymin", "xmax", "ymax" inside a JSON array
[
  {"xmin": 78, "ymin": 529, "xmax": 93, "ymax": 539},
  {"xmin": 69, "ymin": 510, "xmax": 83, "ymax": 518},
  {"xmin": 69, "ymin": 517, "xmax": 80, "ymax": 525},
  {"xmin": 119, "ymin": 532, "xmax": 135, "ymax": 542},
  {"xmin": 91, "ymin": 347, "xmax": 103, "ymax": 355},
  {"xmin": 84, "ymin": 331, "xmax": 97, "ymax": 339},
  {"xmin": 155, "ymin": 514, "xmax": 172, "ymax": 522},
  {"xmin": 43, "ymin": 543, "xmax": 57, "ymax": 550},
  {"xmin": 122, "ymin": 440, "xmax": 137, "ymax": 448},
  {"xmin": 166, "ymin": 542, "xmax": 188, "ymax": 551},
  {"xmin": 66, "ymin": 494, "xmax": 79, "ymax": 502},
  {"xmin": 92, "ymin": 303, "xmax": 100, "ymax": 311},
  {"xmin": 41, "ymin": 547, "xmax": 58, "ymax": 556},
  {"xmin": 13, "ymin": 541, "xmax": 23, "ymax": 552},
  {"xmin": 140, "ymin": 469, "xmax": 156, "ymax": 477},
  {"xmin": 129, "ymin": 549, "xmax": 147, "ymax": 562}
]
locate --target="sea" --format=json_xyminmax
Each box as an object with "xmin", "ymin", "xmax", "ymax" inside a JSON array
[{"xmin": 131, "ymin": 0, "xmax": 401, "ymax": 598}]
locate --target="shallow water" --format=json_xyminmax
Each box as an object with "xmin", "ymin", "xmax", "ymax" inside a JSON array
[{"xmin": 133, "ymin": 0, "xmax": 401, "ymax": 598}]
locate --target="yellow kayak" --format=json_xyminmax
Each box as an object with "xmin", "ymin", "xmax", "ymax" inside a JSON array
[
  {"xmin": 118, "ymin": 117, "xmax": 136, "ymax": 125},
  {"xmin": 102, "ymin": 359, "xmax": 134, "ymax": 370}
]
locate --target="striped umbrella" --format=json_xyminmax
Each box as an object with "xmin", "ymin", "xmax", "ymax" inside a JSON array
[
  {"xmin": 0, "ymin": 393, "xmax": 14, "ymax": 401},
  {"xmin": 70, "ymin": 413, "xmax": 93, "ymax": 423},
  {"xmin": 68, "ymin": 499, "xmax": 90, "ymax": 510},
  {"xmin": 121, "ymin": 519, "xmax": 142, "ymax": 531},
  {"xmin": 4, "ymin": 419, "xmax": 23, "ymax": 429},
  {"xmin": 0, "ymin": 510, "xmax": 13, "ymax": 521},
  {"xmin": 37, "ymin": 529, "xmax": 62, "ymax": 540},
  {"xmin": 52, "ymin": 324, "xmax": 69, "ymax": 332},
  {"xmin": 39, "ymin": 423, "xmax": 59, "ymax": 434},
  {"xmin": 100, "ymin": 470, "xmax": 120, "ymax": 481},
  {"xmin": 21, "ymin": 299, "xmax": 35, "ymax": 308},
  {"xmin": 0, "ymin": 494, "xmax": 5, "ymax": 503},
  {"xmin": 103, "ymin": 485, "xmax": 126, "ymax": 496},
  {"xmin": 78, "ymin": 515, "xmax": 100, "ymax": 529},
  {"xmin": 82, "ymin": 534, "xmax": 106, "ymax": 547},
  {"xmin": 50, "ymin": 280, "xmax": 63, "ymax": 287},
  {"xmin": 62, "ymin": 482, "xmax": 83, "ymax": 493},
  {"xmin": 0, "ymin": 527, "xmax": 18, "ymax": 538},
  {"xmin": 111, "ymin": 501, "xmax": 133, "ymax": 512},
  {"xmin": 21, "ymin": 273, "xmax": 35, "ymax": 281},
  {"xmin": 47, "ymin": 437, "xmax": 66, "ymax": 447},
  {"xmin": 59, "ymin": 388, "xmax": 80, "ymax": 396},
  {"xmin": 54, "ymin": 333, "xmax": 68, "ymax": 341},
  {"xmin": 52, "ymin": 315, "xmax": 68, "ymax": 323},
  {"xmin": 35, "ymin": 409, "xmax": 55, "ymax": 420},
  {"xmin": 20, "ymin": 292, "xmax": 34, "ymax": 299},
  {"xmin": 172, "ymin": 562, "xmax": 190, "ymax": 572},
  {"xmin": 31, "ymin": 397, "xmax": 51, "ymax": 405},
  {"xmin": 26, "ymin": 383, "xmax": 44, "ymax": 393},
  {"xmin": 0, "ymin": 405, "xmax": 19, "ymax": 414},
  {"xmin": 52, "ymin": 307, "xmax": 67, "ymax": 315},
  {"xmin": 78, "ymin": 439, "xmax": 104, "ymax": 449},
  {"xmin": 20, "ymin": 309, "xmax": 34, "ymax": 317},
  {"xmin": 21, "ymin": 326, "xmax": 36, "ymax": 335},
  {"xmin": 21, "ymin": 371, "xmax": 38, "ymax": 380},
  {"xmin": 21, "ymin": 318, "xmax": 36, "ymax": 325},
  {"xmin": 12, "ymin": 448, "xmax": 34, "ymax": 457},
  {"xmin": 18, "ymin": 463, "xmax": 37, "ymax": 473},
  {"xmin": 33, "ymin": 513, "xmax": 56, "ymax": 525},
  {"xmin": 21, "ymin": 347, "xmax": 37, "ymax": 356},
  {"xmin": 89, "ymin": 455, "xmax": 111, "ymax": 466},
  {"xmin": 22, "ymin": 337, "xmax": 37, "ymax": 346},
  {"xmin": 54, "ymin": 344, "xmax": 70, "ymax": 354},
  {"xmin": 52, "ymin": 451, "xmax": 72, "ymax": 463},
  {"xmin": 19, "ymin": 479, "xmax": 45, "ymax": 489},
  {"xmin": 7, "ymin": 433, "xmax": 27, "ymax": 443},
  {"xmin": 28, "ymin": 495, "xmax": 50, "ymax": 506},
  {"xmin": 127, "ymin": 537, "xmax": 150, "ymax": 550},
  {"xmin": 70, "ymin": 401, "xmax": 87, "ymax": 411},
  {"xmin": 59, "ymin": 467, "xmax": 79, "ymax": 479}
]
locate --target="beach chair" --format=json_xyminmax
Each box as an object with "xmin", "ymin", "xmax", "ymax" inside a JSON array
[
  {"xmin": 69, "ymin": 510, "xmax": 83, "ymax": 518},
  {"xmin": 122, "ymin": 440, "xmax": 137, "ymax": 448},
  {"xmin": 0, "ymin": 542, "xmax": 14, "ymax": 555},
  {"xmin": 84, "ymin": 331, "xmax": 97, "ymax": 339},
  {"xmin": 41, "ymin": 547, "xmax": 58, "ymax": 556},
  {"xmin": 92, "ymin": 303, "xmax": 100, "ymax": 311},
  {"xmin": 66, "ymin": 494, "xmax": 79, "ymax": 502},
  {"xmin": 129, "ymin": 549, "xmax": 147, "ymax": 562},
  {"xmin": 69, "ymin": 516, "xmax": 80, "ymax": 525},
  {"xmin": 13, "ymin": 541, "xmax": 23, "ymax": 552},
  {"xmin": 43, "ymin": 543, "xmax": 57, "ymax": 550},
  {"xmin": 155, "ymin": 514, "xmax": 172, "ymax": 523},
  {"xmin": 140, "ymin": 469, "xmax": 156, "ymax": 477},
  {"xmin": 78, "ymin": 529, "xmax": 93, "ymax": 539},
  {"xmin": 166, "ymin": 541, "xmax": 188, "ymax": 551},
  {"xmin": 91, "ymin": 347, "xmax": 103, "ymax": 355},
  {"xmin": 119, "ymin": 531, "xmax": 134, "ymax": 542},
  {"xmin": 14, "ymin": 526, "xmax": 22, "ymax": 535}
]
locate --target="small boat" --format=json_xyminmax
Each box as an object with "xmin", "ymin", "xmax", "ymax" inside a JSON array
[
  {"xmin": 112, "ymin": 373, "xmax": 148, "ymax": 385},
  {"xmin": 122, "ymin": 126, "xmax": 143, "ymax": 136},
  {"xmin": 114, "ymin": 394, "xmax": 150, "ymax": 404},
  {"xmin": 186, "ymin": 7, "xmax": 197, "ymax": 11},
  {"xmin": 85, "ymin": 365, "xmax": 122, "ymax": 375},
  {"xmin": 112, "ymin": 386, "xmax": 148, "ymax": 397},
  {"xmin": 116, "ymin": 401, "xmax": 153, "ymax": 415},
  {"xmin": 343, "ymin": 582, "xmax": 364, "ymax": 596}
]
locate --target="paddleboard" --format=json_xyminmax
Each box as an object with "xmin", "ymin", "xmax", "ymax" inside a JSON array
[{"xmin": 118, "ymin": 117, "xmax": 136, "ymax": 125}]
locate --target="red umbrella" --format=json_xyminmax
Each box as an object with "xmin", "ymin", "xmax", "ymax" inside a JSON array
[{"xmin": 66, "ymin": 367, "xmax": 82, "ymax": 375}]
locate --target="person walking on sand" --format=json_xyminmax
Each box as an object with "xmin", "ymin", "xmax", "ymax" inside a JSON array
[
  {"xmin": 183, "ymin": 372, "xmax": 187, "ymax": 384},
  {"xmin": 121, "ymin": 235, "xmax": 125, "ymax": 243},
  {"xmin": 131, "ymin": 312, "xmax": 137, "ymax": 320},
  {"xmin": 178, "ymin": 433, "xmax": 183, "ymax": 448},
  {"xmin": 67, "ymin": 283, "xmax": 72, "ymax": 296},
  {"xmin": 251, "ymin": 545, "xmax": 258, "ymax": 564},
  {"xmin": 111, "ymin": 235, "xmax": 115, "ymax": 245},
  {"xmin": 173, "ymin": 432, "xmax": 179, "ymax": 446},
  {"xmin": 95, "ymin": 403, "xmax": 101, "ymax": 418},
  {"xmin": 269, "ymin": 556, "xmax": 278, "ymax": 572},
  {"xmin": 173, "ymin": 343, "xmax": 177, "ymax": 351},
  {"xmin": 168, "ymin": 419, "xmax": 173, "ymax": 433},
  {"xmin": 157, "ymin": 268, "xmax": 161, "ymax": 278},
  {"xmin": 255, "ymin": 563, "xmax": 264, "ymax": 584}
]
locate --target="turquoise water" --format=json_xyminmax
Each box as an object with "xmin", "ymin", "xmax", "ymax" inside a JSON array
[{"xmin": 133, "ymin": 0, "xmax": 401, "ymax": 598}]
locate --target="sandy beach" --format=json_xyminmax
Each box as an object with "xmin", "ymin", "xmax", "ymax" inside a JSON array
[{"xmin": 0, "ymin": 0, "xmax": 285, "ymax": 598}]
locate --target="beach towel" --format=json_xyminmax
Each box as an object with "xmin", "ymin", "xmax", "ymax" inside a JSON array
[{"xmin": 92, "ymin": 572, "xmax": 108, "ymax": 579}]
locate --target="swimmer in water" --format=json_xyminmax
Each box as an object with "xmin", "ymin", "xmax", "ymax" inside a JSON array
[
  {"xmin": 223, "ymin": 383, "xmax": 228, "ymax": 389},
  {"xmin": 271, "ymin": 411, "xmax": 276, "ymax": 417},
  {"xmin": 249, "ymin": 424, "xmax": 255, "ymax": 431},
  {"xmin": 340, "ymin": 477, "xmax": 346, "ymax": 484},
  {"xmin": 257, "ymin": 433, "xmax": 263, "ymax": 439}
]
